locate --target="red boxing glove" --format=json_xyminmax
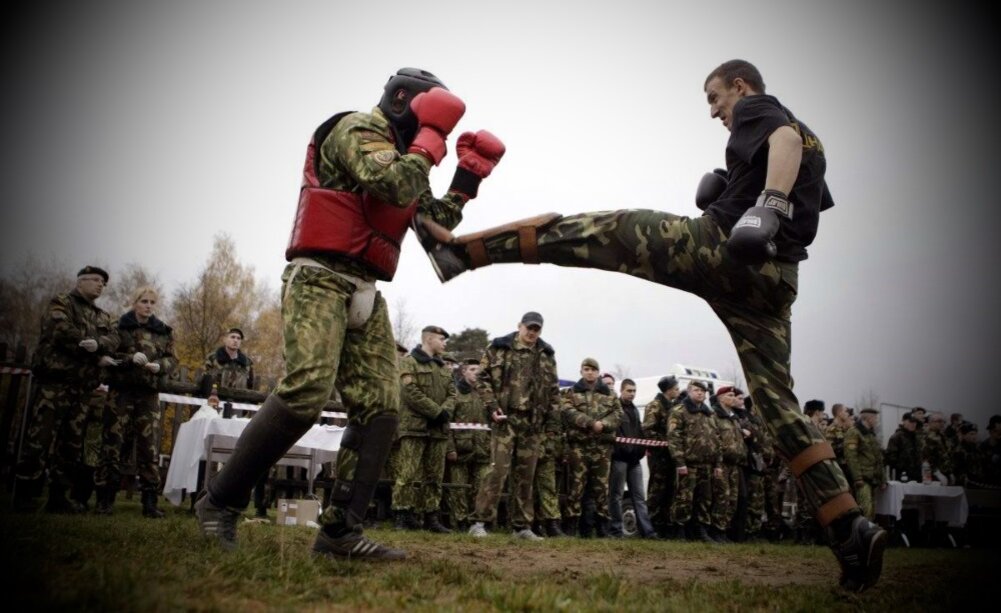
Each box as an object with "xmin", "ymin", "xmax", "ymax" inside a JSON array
[
  {"xmin": 456, "ymin": 130, "xmax": 506, "ymax": 178},
  {"xmin": 408, "ymin": 87, "xmax": 466, "ymax": 165}
]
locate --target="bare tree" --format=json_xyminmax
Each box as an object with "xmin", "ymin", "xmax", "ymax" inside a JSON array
[
  {"xmin": 612, "ymin": 363, "xmax": 632, "ymax": 381},
  {"xmin": 0, "ymin": 254, "xmax": 75, "ymax": 352},
  {"xmin": 242, "ymin": 287, "xmax": 284, "ymax": 381},
  {"xmin": 855, "ymin": 388, "xmax": 880, "ymax": 412},
  {"xmin": 391, "ymin": 297, "xmax": 418, "ymax": 350},
  {"xmin": 722, "ymin": 362, "xmax": 746, "ymax": 389},
  {"xmin": 96, "ymin": 262, "xmax": 166, "ymax": 318}
]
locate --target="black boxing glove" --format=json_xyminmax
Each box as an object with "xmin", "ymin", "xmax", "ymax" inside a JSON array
[
  {"xmin": 727, "ymin": 190, "xmax": 790, "ymax": 264},
  {"xmin": 695, "ymin": 168, "xmax": 728, "ymax": 210}
]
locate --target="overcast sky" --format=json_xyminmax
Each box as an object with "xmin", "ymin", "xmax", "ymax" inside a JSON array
[{"xmin": 3, "ymin": 1, "xmax": 999, "ymax": 437}]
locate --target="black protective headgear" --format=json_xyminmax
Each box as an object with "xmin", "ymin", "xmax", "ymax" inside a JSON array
[{"xmin": 378, "ymin": 68, "xmax": 447, "ymax": 149}]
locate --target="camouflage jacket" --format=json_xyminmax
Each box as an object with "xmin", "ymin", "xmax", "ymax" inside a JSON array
[
  {"xmin": 562, "ymin": 379, "xmax": 622, "ymax": 447},
  {"xmin": 668, "ymin": 397, "xmax": 721, "ymax": 467},
  {"xmin": 844, "ymin": 422, "xmax": 885, "ymax": 486},
  {"xmin": 448, "ymin": 379, "xmax": 490, "ymax": 462},
  {"xmin": 950, "ymin": 441, "xmax": 979, "ymax": 487},
  {"xmin": 31, "ymin": 289, "xmax": 117, "ymax": 387},
  {"xmin": 203, "ymin": 347, "xmax": 255, "ymax": 390},
  {"xmin": 399, "ymin": 346, "xmax": 456, "ymax": 439},
  {"xmin": 108, "ymin": 310, "xmax": 176, "ymax": 391},
  {"xmin": 921, "ymin": 429, "xmax": 952, "ymax": 476},
  {"xmin": 825, "ymin": 422, "xmax": 851, "ymax": 468},
  {"xmin": 712, "ymin": 404, "xmax": 748, "ymax": 465},
  {"xmin": 476, "ymin": 332, "xmax": 561, "ymax": 434},
  {"xmin": 642, "ymin": 393, "xmax": 677, "ymax": 458},
  {"xmin": 733, "ymin": 406, "xmax": 774, "ymax": 469},
  {"xmin": 314, "ymin": 107, "xmax": 469, "ymax": 281},
  {"xmin": 885, "ymin": 427, "xmax": 922, "ymax": 481}
]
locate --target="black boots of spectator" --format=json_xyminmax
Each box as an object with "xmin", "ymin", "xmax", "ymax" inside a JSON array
[
  {"xmin": 544, "ymin": 519, "xmax": 565, "ymax": 537},
  {"xmin": 95, "ymin": 487, "xmax": 116, "ymax": 515},
  {"xmin": 44, "ymin": 483, "xmax": 86, "ymax": 514},
  {"xmin": 394, "ymin": 509, "xmax": 422, "ymax": 531},
  {"xmin": 424, "ymin": 512, "xmax": 452, "ymax": 534},
  {"xmin": 141, "ymin": 489, "xmax": 165, "ymax": 518}
]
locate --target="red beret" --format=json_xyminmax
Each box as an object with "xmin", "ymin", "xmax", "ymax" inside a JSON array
[{"xmin": 716, "ymin": 386, "xmax": 736, "ymax": 396}]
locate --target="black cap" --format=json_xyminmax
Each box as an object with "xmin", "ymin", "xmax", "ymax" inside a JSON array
[
  {"xmin": 804, "ymin": 399, "xmax": 825, "ymax": 415},
  {"xmin": 860, "ymin": 407, "xmax": 878, "ymax": 415},
  {"xmin": 657, "ymin": 376, "xmax": 678, "ymax": 392},
  {"xmin": 395, "ymin": 341, "xmax": 409, "ymax": 354},
  {"xmin": 227, "ymin": 327, "xmax": 244, "ymax": 339},
  {"xmin": 421, "ymin": 325, "xmax": 449, "ymax": 339},
  {"xmin": 688, "ymin": 380, "xmax": 707, "ymax": 391},
  {"xmin": 463, "ymin": 357, "xmax": 481, "ymax": 366},
  {"xmin": 77, "ymin": 265, "xmax": 109, "ymax": 283},
  {"xmin": 520, "ymin": 311, "xmax": 544, "ymax": 327},
  {"xmin": 959, "ymin": 422, "xmax": 978, "ymax": 435}
]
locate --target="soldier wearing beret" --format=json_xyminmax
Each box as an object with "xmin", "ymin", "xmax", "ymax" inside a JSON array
[
  {"xmin": 844, "ymin": 408, "xmax": 886, "ymax": 519},
  {"xmin": 203, "ymin": 328, "xmax": 255, "ymax": 392}
]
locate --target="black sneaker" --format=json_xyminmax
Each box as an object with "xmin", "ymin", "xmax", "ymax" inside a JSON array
[
  {"xmin": 312, "ymin": 525, "xmax": 406, "ymax": 561},
  {"xmin": 195, "ymin": 494, "xmax": 242, "ymax": 551},
  {"xmin": 411, "ymin": 216, "xmax": 468, "ymax": 283},
  {"xmin": 829, "ymin": 515, "xmax": 887, "ymax": 592}
]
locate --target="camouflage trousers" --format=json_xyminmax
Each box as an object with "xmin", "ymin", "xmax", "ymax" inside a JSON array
[
  {"xmin": 647, "ymin": 451, "xmax": 677, "ymax": 529},
  {"xmin": 472, "ymin": 421, "xmax": 542, "ymax": 530},
  {"xmin": 271, "ymin": 263, "xmax": 400, "ymax": 528},
  {"xmin": 745, "ymin": 470, "xmax": 767, "ymax": 534},
  {"xmin": 565, "ymin": 444, "xmax": 613, "ymax": 520},
  {"xmin": 854, "ymin": 482, "xmax": 875, "ymax": 519},
  {"xmin": 533, "ymin": 451, "xmax": 561, "ymax": 521},
  {"xmin": 391, "ymin": 435, "xmax": 447, "ymax": 513},
  {"xmin": 671, "ymin": 464, "xmax": 713, "ymax": 525},
  {"xmin": 711, "ymin": 463, "xmax": 742, "ymax": 531},
  {"xmin": 95, "ymin": 387, "xmax": 162, "ymax": 491},
  {"xmin": 480, "ymin": 211, "xmax": 854, "ymax": 519},
  {"xmin": 15, "ymin": 381, "xmax": 92, "ymax": 490},
  {"xmin": 446, "ymin": 458, "xmax": 490, "ymax": 524}
]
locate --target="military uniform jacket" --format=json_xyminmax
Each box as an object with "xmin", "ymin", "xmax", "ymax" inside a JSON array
[
  {"xmin": 949, "ymin": 441, "xmax": 978, "ymax": 486},
  {"xmin": 31, "ymin": 289, "xmax": 117, "ymax": 388},
  {"xmin": 108, "ymin": 310, "xmax": 176, "ymax": 391},
  {"xmin": 476, "ymin": 332, "xmax": 561, "ymax": 434},
  {"xmin": 844, "ymin": 422, "xmax": 885, "ymax": 486},
  {"xmin": 448, "ymin": 379, "xmax": 490, "ymax": 462},
  {"xmin": 886, "ymin": 427, "xmax": 922, "ymax": 480},
  {"xmin": 733, "ymin": 406, "xmax": 772, "ymax": 471},
  {"xmin": 203, "ymin": 347, "xmax": 255, "ymax": 390},
  {"xmin": 562, "ymin": 379, "xmax": 622, "ymax": 448},
  {"xmin": 642, "ymin": 393, "xmax": 676, "ymax": 458},
  {"xmin": 668, "ymin": 397, "xmax": 722, "ymax": 467},
  {"xmin": 399, "ymin": 346, "xmax": 456, "ymax": 439},
  {"xmin": 713, "ymin": 404, "xmax": 748, "ymax": 466},
  {"xmin": 922, "ymin": 429, "xmax": 952, "ymax": 475},
  {"xmin": 825, "ymin": 423, "xmax": 850, "ymax": 466}
]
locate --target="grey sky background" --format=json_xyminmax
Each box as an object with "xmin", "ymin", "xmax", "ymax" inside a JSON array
[{"xmin": 3, "ymin": 1, "xmax": 999, "ymax": 436}]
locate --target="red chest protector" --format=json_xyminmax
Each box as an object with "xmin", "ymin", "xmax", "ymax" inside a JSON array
[{"xmin": 285, "ymin": 112, "xmax": 417, "ymax": 281}]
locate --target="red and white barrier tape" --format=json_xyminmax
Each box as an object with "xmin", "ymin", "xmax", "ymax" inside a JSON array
[
  {"xmin": 0, "ymin": 366, "xmax": 31, "ymax": 375},
  {"xmin": 614, "ymin": 436, "xmax": 670, "ymax": 447}
]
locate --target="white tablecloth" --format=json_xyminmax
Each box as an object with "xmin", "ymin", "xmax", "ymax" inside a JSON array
[
  {"xmin": 874, "ymin": 480, "xmax": 969, "ymax": 527},
  {"xmin": 162, "ymin": 417, "xmax": 344, "ymax": 506}
]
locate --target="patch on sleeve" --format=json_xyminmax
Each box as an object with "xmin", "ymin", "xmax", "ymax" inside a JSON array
[{"xmin": 370, "ymin": 150, "xmax": 397, "ymax": 166}]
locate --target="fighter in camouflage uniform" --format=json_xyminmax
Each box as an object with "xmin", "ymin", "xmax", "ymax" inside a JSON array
[
  {"xmin": 445, "ymin": 359, "xmax": 491, "ymax": 531},
  {"xmin": 392, "ymin": 325, "xmax": 456, "ymax": 533},
  {"xmin": 561, "ymin": 357, "xmax": 622, "ymax": 537},
  {"xmin": 95, "ymin": 286, "xmax": 176, "ymax": 518},
  {"xmin": 843, "ymin": 408, "xmax": 886, "ymax": 519},
  {"xmin": 642, "ymin": 375, "xmax": 682, "ymax": 538},
  {"xmin": 196, "ymin": 68, "xmax": 505, "ymax": 560},
  {"xmin": 710, "ymin": 385, "xmax": 747, "ymax": 543},
  {"xmin": 418, "ymin": 59, "xmax": 885, "ymax": 590},
  {"xmin": 14, "ymin": 266, "xmax": 118, "ymax": 514},
  {"xmin": 468, "ymin": 312, "xmax": 561, "ymax": 541},
  {"xmin": 668, "ymin": 380, "xmax": 721, "ymax": 542}
]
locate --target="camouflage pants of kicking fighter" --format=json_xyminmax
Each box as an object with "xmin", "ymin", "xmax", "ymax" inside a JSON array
[
  {"xmin": 95, "ymin": 388, "xmax": 162, "ymax": 491},
  {"xmin": 272, "ymin": 263, "xmax": 400, "ymax": 528},
  {"xmin": 672, "ymin": 464, "xmax": 714, "ymax": 526},
  {"xmin": 15, "ymin": 381, "xmax": 92, "ymax": 492},
  {"xmin": 534, "ymin": 449, "xmax": 562, "ymax": 522},
  {"xmin": 480, "ymin": 210, "xmax": 854, "ymax": 518},
  {"xmin": 471, "ymin": 417, "xmax": 542, "ymax": 531},
  {"xmin": 646, "ymin": 451, "xmax": 677, "ymax": 532},
  {"xmin": 392, "ymin": 436, "xmax": 447, "ymax": 514},
  {"xmin": 711, "ymin": 464, "xmax": 742, "ymax": 531},
  {"xmin": 565, "ymin": 445, "xmax": 613, "ymax": 520},
  {"xmin": 446, "ymin": 459, "xmax": 490, "ymax": 526}
]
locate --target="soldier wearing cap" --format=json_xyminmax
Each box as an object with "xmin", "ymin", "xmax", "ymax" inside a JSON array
[
  {"xmin": 444, "ymin": 357, "xmax": 491, "ymax": 531},
  {"xmin": 950, "ymin": 422, "xmax": 980, "ymax": 486},
  {"xmin": 844, "ymin": 408, "xmax": 885, "ymax": 519},
  {"xmin": 709, "ymin": 385, "xmax": 747, "ymax": 543},
  {"xmin": 886, "ymin": 413, "xmax": 922, "ymax": 482},
  {"xmin": 561, "ymin": 357, "xmax": 622, "ymax": 537},
  {"xmin": 668, "ymin": 379, "xmax": 722, "ymax": 542},
  {"xmin": 14, "ymin": 266, "xmax": 119, "ymax": 513},
  {"xmin": 203, "ymin": 327, "xmax": 256, "ymax": 391},
  {"xmin": 642, "ymin": 375, "xmax": 682, "ymax": 538},
  {"xmin": 393, "ymin": 325, "xmax": 456, "ymax": 533},
  {"xmin": 468, "ymin": 311, "xmax": 561, "ymax": 541}
]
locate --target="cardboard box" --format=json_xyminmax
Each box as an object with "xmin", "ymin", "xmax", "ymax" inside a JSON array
[{"xmin": 276, "ymin": 499, "xmax": 321, "ymax": 526}]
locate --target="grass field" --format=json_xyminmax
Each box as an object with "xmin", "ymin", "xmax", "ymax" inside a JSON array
[{"xmin": 1, "ymin": 497, "xmax": 994, "ymax": 612}]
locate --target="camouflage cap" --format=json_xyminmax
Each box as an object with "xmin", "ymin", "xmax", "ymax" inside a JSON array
[
  {"xmin": 77, "ymin": 265, "xmax": 109, "ymax": 283},
  {"xmin": 422, "ymin": 325, "xmax": 449, "ymax": 339},
  {"xmin": 581, "ymin": 357, "xmax": 600, "ymax": 370}
]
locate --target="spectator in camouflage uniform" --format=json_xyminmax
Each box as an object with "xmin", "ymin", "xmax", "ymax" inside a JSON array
[
  {"xmin": 886, "ymin": 414, "xmax": 922, "ymax": 482},
  {"xmin": 561, "ymin": 357, "xmax": 622, "ymax": 538},
  {"xmin": 468, "ymin": 312, "xmax": 561, "ymax": 541},
  {"xmin": 710, "ymin": 385, "xmax": 747, "ymax": 543},
  {"xmin": 393, "ymin": 325, "xmax": 456, "ymax": 533},
  {"xmin": 203, "ymin": 328, "xmax": 255, "ymax": 391},
  {"xmin": 643, "ymin": 375, "xmax": 682, "ymax": 538},
  {"xmin": 950, "ymin": 423, "xmax": 980, "ymax": 487},
  {"xmin": 922, "ymin": 412, "xmax": 953, "ymax": 482},
  {"xmin": 944, "ymin": 413, "xmax": 963, "ymax": 452},
  {"xmin": 844, "ymin": 408, "xmax": 886, "ymax": 520},
  {"xmin": 445, "ymin": 359, "xmax": 491, "ymax": 531},
  {"xmin": 196, "ymin": 68, "xmax": 500, "ymax": 560},
  {"xmin": 668, "ymin": 380, "xmax": 721, "ymax": 543},
  {"xmin": 826, "ymin": 404, "xmax": 853, "ymax": 478},
  {"xmin": 94, "ymin": 286, "xmax": 176, "ymax": 518},
  {"xmin": 14, "ymin": 266, "xmax": 118, "ymax": 514}
]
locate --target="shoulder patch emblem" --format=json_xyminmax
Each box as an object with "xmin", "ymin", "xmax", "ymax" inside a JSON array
[{"xmin": 372, "ymin": 150, "xmax": 396, "ymax": 166}]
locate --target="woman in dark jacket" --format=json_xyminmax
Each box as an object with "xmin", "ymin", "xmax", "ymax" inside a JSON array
[{"xmin": 95, "ymin": 286, "xmax": 176, "ymax": 517}]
